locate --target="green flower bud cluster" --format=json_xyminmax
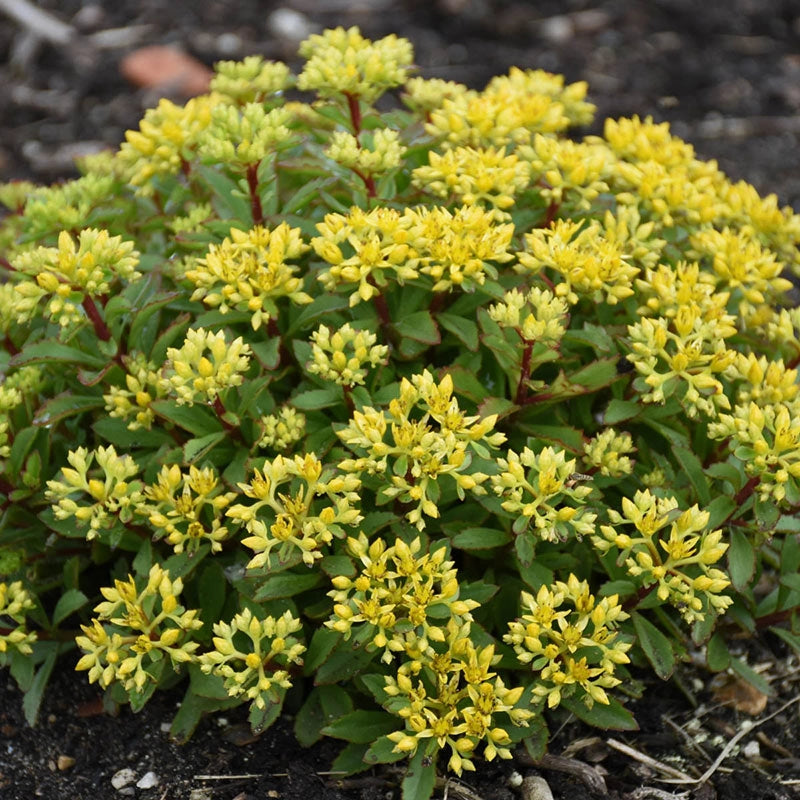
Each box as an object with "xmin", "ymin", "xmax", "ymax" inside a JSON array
[
  {"xmin": 308, "ymin": 323, "xmax": 388, "ymax": 387},
  {"xmin": 0, "ymin": 581, "xmax": 37, "ymax": 655}
]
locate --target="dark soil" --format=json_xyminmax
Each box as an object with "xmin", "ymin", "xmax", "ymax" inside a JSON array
[{"xmin": 2, "ymin": 1, "xmax": 800, "ymax": 799}]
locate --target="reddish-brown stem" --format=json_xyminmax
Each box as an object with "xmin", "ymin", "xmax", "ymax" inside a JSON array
[
  {"xmin": 541, "ymin": 200, "xmax": 560, "ymax": 228},
  {"xmin": 82, "ymin": 295, "xmax": 111, "ymax": 341},
  {"xmin": 352, "ymin": 167, "xmax": 377, "ymax": 198},
  {"xmin": 514, "ymin": 339, "xmax": 534, "ymax": 405},
  {"xmin": 342, "ymin": 383, "xmax": 355, "ymax": 415},
  {"xmin": 754, "ymin": 606, "xmax": 799, "ymax": 630},
  {"xmin": 369, "ymin": 280, "xmax": 391, "ymax": 329},
  {"xmin": 0, "ymin": 255, "xmax": 16, "ymax": 272},
  {"xmin": 180, "ymin": 157, "xmax": 191, "ymax": 178},
  {"xmin": 345, "ymin": 92, "xmax": 362, "ymax": 135},
  {"xmin": 734, "ymin": 475, "xmax": 760, "ymax": 507},
  {"xmin": 246, "ymin": 162, "xmax": 264, "ymax": 226},
  {"xmin": 3, "ymin": 335, "xmax": 19, "ymax": 356},
  {"xmin": 787, "ymin": 349, "xmax": 800, "ymax": 370}
]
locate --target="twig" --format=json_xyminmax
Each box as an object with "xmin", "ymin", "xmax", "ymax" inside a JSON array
[
  {"xmin": 628, "ymin": 789, "xmax": 691, "ymax": 800},
  {"xmin": 0, "ymin": 0, "xmax": 74, "ymax": 45},
  {"xmin": 516, "ymin": 751, "xmax": 607, "ymax": 795},
  {"xmin": 435, "ymin": 776, "xmax": 486, "ymax": 800},
  {"xmin": 659, "ymin": 695, "xmax": 800, "ymax": 785},
  {"xmin": 606, "ymin": 738, "xmax": 694, "ymax": 782},
  {"xmin": 195, "ymin": 774, "xmax": 262, "ymax": 780},
  {"xmin": 662, "ymin": 716, "xmax": 712, "ymax": 763}
]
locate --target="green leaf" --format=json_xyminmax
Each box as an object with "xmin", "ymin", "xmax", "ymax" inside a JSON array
[
  {"xmin": 11, "ymin": 342, "xmax": 106, "ymax": 370},
  {"xmin": 522, "ymin": 715, "xmax": 549, "ymax": 761},
  {"xmin": 706, "ymin": 495, "xmax": 736, "ymax": 529},
  {"xmin": 322, "ymin": 710, "xmax": 399, "ymax": 744},
  {"xmin": 251, "ymin": 339, "xmax": 281, "ymax": 370},
  {"xmin": 315, "ymin": 637, "xmax": 377, "ymax": 685},
  {"xmin": 770, "ymin": 626, "xmax": 800, "ymax": 654},
  {"xmin": 728, "ymin": 529, "xmax": 756, "ymax": 592},
  {"xmin": 706, "ymin": 632, "xmax": 731, "ymax": 671},
  {"xmin": 561, "ymin": 694, "xmax": 638, "ymax": 731},
  {"xmin": 150, "ymin": 400, "xmax": 223, "ymax": 436},
  {"xmin": 33, "ymin": 392, "xmax": 104, "ymax": 426},
  {"xmin": 283, "ymin": 177, "xmax": 336, "ymax": 214},
  {"xmin": 128, "ymin": 291, "xmax": 180, "ymax": 353},
  {"xmin": 402, "ymin": 744, "xmax": 438, "ymax": 800},
  {"xmin": 93, "ymin": 417, "xmax": 174, "ymax": 449},
  {"xmin": 515, "ymin": 532, "xmax": 535, "ymax": 567},
  {"xmin": 320, "ymin": 555, "xmax": 356, "ymax": 578},
  {"xmin": 197, "ymin": 164, "xmax": 251, "ymax": 219},
  {"xmin": 567, "ymin": 358, "xmax": 619, "ymax": 391},
  {"xmin": 632, "ymin": 612, "xmax": 675, "ymax": 679},
  {"xmin": 365, "ymin": 735, "xmax": 407, "ymax": 765},
  {"xmin": 603, "ymin": 399, "xmax": 641, "ymax": 425},
  {"xmin": 303, "ymin": 628, "xmax": 341, "ymax": 676},
  {"xmin": 51, "ymin": 588, "xmax": 88, "ymax": 627},
  {"xmin": 294, "ymin": 688, "xmax": 326, "ymax": 747},
  {"xmin": 450, "ymin": 527, "xmax": 511, "ymax": 551},
  {"xmin": 331, "ymin": 742, "xmax": 372, "ymax": 775},
  {"xmin": 22, "ymin": 644, "xmax": 59, "ymax": 726},
  {"xmin": 8, "ymin": 427, "xmax": 40, "ymax": 480},
  {"xmin": 286, "ymin": 294, "xmax": 350, "ymax": 336},
  {"xmin": 730, "ymin": 656, "xmax": 774, "ymax": 696},
  {"xmin": 183, "ymin": 432, "xmax": 227, "ymax": 463},
  {"xmin": 291, "ymin": 387, "xmax": 342, "ymax": 411},
  {"xmin": 394, "ymin": 311, "xmax": 440, "ymax": 345},
  {"xmin": 672, "ymin": 445, "xmax": 711, "ymax": 505},
  {"xmin": 437, "ymin": 312, "xmax": 479, "ymax": 351},
  {"xmin": 249, "ymin": 691, "xmax": 284, "ymax": 733},
  {"xmin": 253, "ymin": 571, "xmax": 323, "ymax": 601}
]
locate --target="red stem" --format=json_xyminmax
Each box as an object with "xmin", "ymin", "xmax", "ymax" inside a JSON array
[
  {"xmin": 246, "ymin": 162, "xmax": 264, "ymax": 226},
  {"xmin": 541, "ymin": 200, "xmax": 560, "ymax": 228},
  {"xmin": 342, "ymin": 383, "xmax": 355, "ymax": 415},
  {"xmin": 345, "ymin": 92, "xmax": 362, "ymax": 135},
  {"xmin": 514, "ymin": 339, "xmax": 534, "ymax": 405},
  {"xmin": 82, "ymin": 295, "xmax": 111, "ymax": 341}
]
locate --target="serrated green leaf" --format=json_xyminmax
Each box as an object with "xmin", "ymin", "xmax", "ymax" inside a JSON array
[
  {"xmin": 450, "ymin": 527, "xmax": 511, "ymax": 550},
  {"xmin": 706, "ymin": 632, "xmax": 731, "ymax": 671},
  {"xmin": 437, "ymin": 312, "xmax": 478, "ymax": 351},
  {"xmin": 11, "ymin": 342, "xmax": 106, "ymax": 370},
  {"xmin": 603, "ymin": 399, "xmax": 641, "ymax": 425},
  {"xmin": 394, "ymin": 310, "xmax": 439, "ymax": 344},
  {"xmin": 728, "ymin": 529, "xmax": 755, "ymax": 592},
  {"xmin": 150, "ymin": 400, "xmax": 223, "ymax": 436},
  {"xmin": 253, "ymin": 571, "xmax": 322, "ymax": 601},
  {"xmin": 632, "ymin": 612, "xmax": 675, "ymax": 679},
  {"xmin": 251, "ymin": 339, "xmax": 281, "ymax": 370},
  {"xmin": 33, "ymin": 392, "xmax": 104, "ymax": 427},
  {"xmin": 291, "ymin": 387, "xmax": 342, "ymax": 410},
  {"xmin": 183, "ymin": 431, "xmax": 227, "ymax": 463}
]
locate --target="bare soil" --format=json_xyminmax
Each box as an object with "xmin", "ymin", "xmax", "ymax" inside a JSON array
[{"xmin": 2, "ymin": 2, "xmax": 800, "ymax": 799}]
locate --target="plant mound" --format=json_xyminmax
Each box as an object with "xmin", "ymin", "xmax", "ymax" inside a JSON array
[{"xmin": 1, "ymin": 26, "xmax": 799, "ymax": 797}]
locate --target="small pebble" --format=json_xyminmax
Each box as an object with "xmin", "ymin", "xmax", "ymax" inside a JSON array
[
  {"xmin": 539, "ymin": 15, "xmax": 573, "ymax": 43},
  {"xmin": 136, "ymin": 771, "xmax": 159, "ymax": 789},
  {"xmin": 267, "ymin": 8, "xmax": 314, "ymax": 42},
  {"xmin": 57, "ymin": 755, "xmax": 76, "ymax": 771},
  {"xmin": 521, "ymin": 775, "xmax": 555, "ymax": 800},
  {"xmin": 160, "ymin": 722, "xmax": 171, "ymax": 734},
  {"xmin": 111, "ymin": 768, "xmax": 137, "ymax": 790},
  {"xmin": 743, "ymin": 740, "xmax": 760, "ymax": 759}
]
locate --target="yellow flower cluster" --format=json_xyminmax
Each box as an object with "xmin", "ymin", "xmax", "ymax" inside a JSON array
[
  {"xmin": 488, "ymin": 286, "xmax": 569, "ymax": 347},
  {"xmin": 0, "ymin": 580, "xmax": 37, "ymax": 655},
  {"xmin": 491, "ymin": 446, "xmax": 596, "ymax": 541},
  {"xmin": 601, "ymin": 206, "xmax": 666, "ymax": 271},
  {"xmin": 118, "ymin": 95, "xmax": 219, "ymax": 193},
  {"xmin": 338, "ymin": 371, "xmax": 505, "ymax": 529},
  {"xmin": 308, "ymin": 323, "xmax": 388, "ymax": 387},
  {"xmin": 411, "ymin": 146, "xmax": 531, "ymax": 219},
  {"xmin": 226, "ymin": 454, "xmax": 362, "ymax": 567},
  {"xmin": 210, "ymin": 56, "xmax": 293, "ymax": 104},
  {"xmin": 160, "ymin": 327, "xmax": 252, "ymax": 406},
  {"xmin": 583, "ymin": 429, "xmax": 635, "ymax": 477},
  {"xmin": 708, "ymin": 402, "xmax": 800, "ymax": 504},
  {"xmin": 297, "ymin": 26, "xmax": 413, "ymax": 103},
  {"xmin": 504, "ymin": 575, "xmax": 631, "ymax": 709},
  {"xmin": 326, "ymin": 129, "xmax": 405, "ymax": 177},
  {"xmin": 46, "ymin": 446, "xmax": 142, "ymax": 538},
  {"xmin": 403, "ymin": 77, "xmax": 467, "ymax": 114},
  {"xmin": 427, "ymin": 67, "xmax": 593, "ymax": 148},
  {"xmin": 199, "ymin": 104, "xmax": 294, "ymax": 167},
  {"xmin": 198, "ymin": 608, "xmax": 305, "ymax": 710},
  {"xmin": 329, "ymin": 535, "xmax": 477, "ymax": 662},
  {"xmin": 13, "ymin": 229, "xmax": 140, "ymax": 330},
  {"xmin": 593, "ymin": 490, "xmax": 732, "ymax": 622},
  {"xmin": 385, "ymin": 619, "xmax": 533, "ymax": 775},
  {"xmin": 518, "ymin": 134, "xmax": 610, "ymax": 209},
  {"xmin": 627, "ymin": 306, "xmax": 737, "ymax": 418},
  {"xmin": 259, "ymin": 405, "xmax": 306, "ymax": 451},
  {"xmin": 518, "ymin": 219, "xmax": 639, "ymax": 306},
  {"xmin": 138, "ymin": 465, "xmax": 237, "ymax": 555},
  {"xmin": 76, "ymin": 565, "xmax": 201, "ymax": 691},
  {"xmin": 185, "ymin": 224, "xmax": 311, "ymax": 330},
  {"xmin": 104, "ymin": 353, "xmax": 166, "ymax": 431}
]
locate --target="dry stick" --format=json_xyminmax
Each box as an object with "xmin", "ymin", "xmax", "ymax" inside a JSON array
[
  {"xmin": 0, "ymin": 0, "xmax": 74, "ymax": 44},
  {"xmin": 658, "ymin": 695, "xmax": 800, "ymax": 786},
  {"xmin": 516, "ymin": 752, "xmax": 608, "ymax": 795},
  {"xmin": 435, "ymin": 776, "xmax": 486, "ymax": 800},
  {"xmin": 606, "ymin": 738, "xmax": 695, "ymax": 782}
]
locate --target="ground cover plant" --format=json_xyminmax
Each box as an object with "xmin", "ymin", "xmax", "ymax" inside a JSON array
[{"xmin": 1, "ymin": 25, "xmax": 800, "ymax": 799}]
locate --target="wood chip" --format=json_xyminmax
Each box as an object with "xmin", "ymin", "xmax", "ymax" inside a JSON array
[{"xmin": 711, "ymin": 675, "xmax": 768, "ymax": 715}]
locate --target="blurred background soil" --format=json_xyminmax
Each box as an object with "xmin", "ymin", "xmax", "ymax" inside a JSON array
[{"xmin": 2, "ymin": 0, "xmax": 800, "ymax": 207}]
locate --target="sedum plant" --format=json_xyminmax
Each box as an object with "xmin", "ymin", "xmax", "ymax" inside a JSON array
[{"xmin": 1, "ymin": 25, "xmax": 800, "ymax": 796}]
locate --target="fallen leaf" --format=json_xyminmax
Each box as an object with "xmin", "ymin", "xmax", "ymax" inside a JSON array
[
  {"xmin": 120, "ymin": 46, "xmax": 212, "ymax": 96},
  {"xmin": 711, "ymin": 675, "xmax": 768, "ymax": 715}
]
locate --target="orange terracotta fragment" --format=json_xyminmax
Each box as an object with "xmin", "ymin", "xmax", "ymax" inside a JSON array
[{"xmin": 120, "ymin": 45, "xmax": 212, "ymax": 96}]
